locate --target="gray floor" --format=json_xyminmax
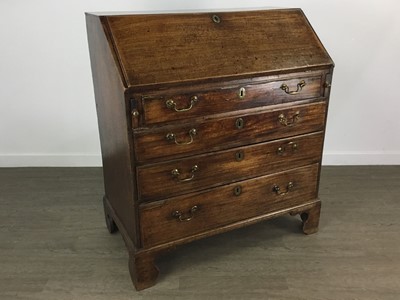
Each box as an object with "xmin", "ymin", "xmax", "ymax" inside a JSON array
[{"xmin": 0, "ymin": 166, "xmax": 399, "ymax": 300}]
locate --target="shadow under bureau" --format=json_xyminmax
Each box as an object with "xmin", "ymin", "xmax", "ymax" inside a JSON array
[{"xmin": 86, "ymin": 8, "xmax": 334, "ymax": 290}]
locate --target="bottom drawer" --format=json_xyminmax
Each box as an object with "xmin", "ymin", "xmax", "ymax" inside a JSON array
[{"xmin": 140, "ymin": 164, "xmax": 319, "ymax": 248}]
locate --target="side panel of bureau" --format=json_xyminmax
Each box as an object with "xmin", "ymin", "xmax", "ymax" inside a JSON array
[{"xmin": 86, "ymin": 15, "xmax": 139, "ymax": 246}]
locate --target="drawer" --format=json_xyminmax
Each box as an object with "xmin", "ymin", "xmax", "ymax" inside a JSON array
[
  {"xmin": 140, "ymin": 164, "xmax": 319, "ymax": 248},
  {"xmin": 137, "ymin": 131, "xmax": 324, "ymax": 202},
  {"xmin": 134, "ymin": 101, "xmax": 326, "ymax": 162},
  {"xmin": 138, "ymin": 73, "xmax": 324, "ymax": 125}
]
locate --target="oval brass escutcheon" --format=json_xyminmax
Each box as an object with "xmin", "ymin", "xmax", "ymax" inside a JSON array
[
  {"xmin": 235, "ymin": 150, "xmax": 244, "ymax": 161},
  {"xmin": 235, "ymin": 118, "xmax": 244, "ymax": 129},
  {"xmin": 238, "ymin": 87, "xmax": 246, "ymax": 99},
  {"xmin": 212, "ymin": 14, "xmax": 221, "ymax": 23},
  {"xmin": 234, "ymin": 185, "xmax": 242, "ymax": 196}
]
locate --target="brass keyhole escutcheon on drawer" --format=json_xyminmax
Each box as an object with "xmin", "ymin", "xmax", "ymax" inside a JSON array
[
  {"xmin": 238, "ymin": 87, "xmax": 246, "ymax": 99},
  {"xmin": 235, "ymin": 118, "xmax": 244, "ymax": 129},
  {"xmin": 212, "ymin": 14, "xmax": 221, "ymax": 23},
  {"xmin": 233, "ymin": 185, "xmax": 242, "ymax": 196},
  {"xmin": 235, "ymin": 150, "xmax": 244, "ymax": 161}
]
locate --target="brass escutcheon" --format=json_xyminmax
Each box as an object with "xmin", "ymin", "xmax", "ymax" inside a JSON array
[
  {"xmin": 235, "ymin": 150, "xmax": 244, "ymax": 161},
  {"xmin": 235, "ymin": 118, "xmax": 244, "ymax": 129},
  {"xmin": 212, "ymin": 14, "xmax": 221, "ymax": 23},
  {"xmin": 238, "ymin": 87, "xmax": 246, "ymax": 99},
  {"xmin": 234, "ymin": 185, "xmax": 242, "ymax": 196}
]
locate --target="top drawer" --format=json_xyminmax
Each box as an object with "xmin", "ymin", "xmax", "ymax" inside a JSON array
[{"xmin": 134, "ymin": 71, "xmax": 325, "ymax": 126}]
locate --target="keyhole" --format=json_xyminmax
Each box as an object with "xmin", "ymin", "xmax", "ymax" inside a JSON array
[
  {"xmin": 234, "ymin": 185, "xmax": 242, "ymax": 196},
  {"xmin": 239, "ymin": 87, "xmax": 246, "ymax": 99},
  {"xmin": 212, "ymin": 15, "xmax": 221, "ymax": 23},
  {"xmin": 235, "ymin": 151, "xmax": 244, "ymax": 161},
  {"xmin": 235, "ymin": 118, "xmax": 244, "ymax": 129}
]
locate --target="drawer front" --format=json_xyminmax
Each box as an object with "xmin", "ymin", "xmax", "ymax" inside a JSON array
[
  {"xmin": 140, "ymin": 164, "xmax": 319, "ymax": 248},
  {"xmin": 139, "ymin": 74, "xmax": 324, "ymax": 125},
  {"xmin": 134, "ymin": 101, "xmax": 326, "ymax": 162},
  {"xmin": 137, "ymin": 132, "xmax": 324, "ymax": 202}
]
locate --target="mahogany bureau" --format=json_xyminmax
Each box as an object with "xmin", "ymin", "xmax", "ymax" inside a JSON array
[{"xmin": 86, "ymin": 8, "xmax": 334, "ymax": 290}]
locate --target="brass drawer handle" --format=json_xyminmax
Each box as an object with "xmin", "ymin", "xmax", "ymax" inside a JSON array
[
  {"xmin": 278, "ymin": 111, "xmax": 300, "ymax": 127},
  {"xmin": 280, "ymin": 80, "xmax": 306, "ymax": 95},
  {"xmin": 165, "ymin": 96, "xmax": 198, "ymax": 112},
  {"xmin": 273, "ymin": 182, "xmax": 294, "ymax": 196},
  {"xmin": 277, "ymin": 141, "xmax": 298, "ymax": 155},
  {"xmin": 171, "ymin": 165, "xmax": 198, "ymax": 182},
  {"xmin": 166, "ymin": 128, "xmax": 197, "ymax": 145},
  {"xmin": 172, "ymin": 206, "xmax": 198, "ymax": 222}
]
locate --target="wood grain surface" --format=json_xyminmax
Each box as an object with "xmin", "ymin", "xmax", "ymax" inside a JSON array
[
  {"xmin": 105, "ymin": 9, "xmax": 333, "ymax": 87},
  {"xmin": 86, "ymin": 14, "xmax": 139, "ymax": 246},
  {"xmin": 137, "ymin": 132, "xmax": 324, "ymax": 201},
  {"xmin": 138, "ymin": 71, "xmax": 324, "ymax": 125},
  {"xmin": 134, "ymin": 101, "xmax": 327, "ymax": 162}
]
